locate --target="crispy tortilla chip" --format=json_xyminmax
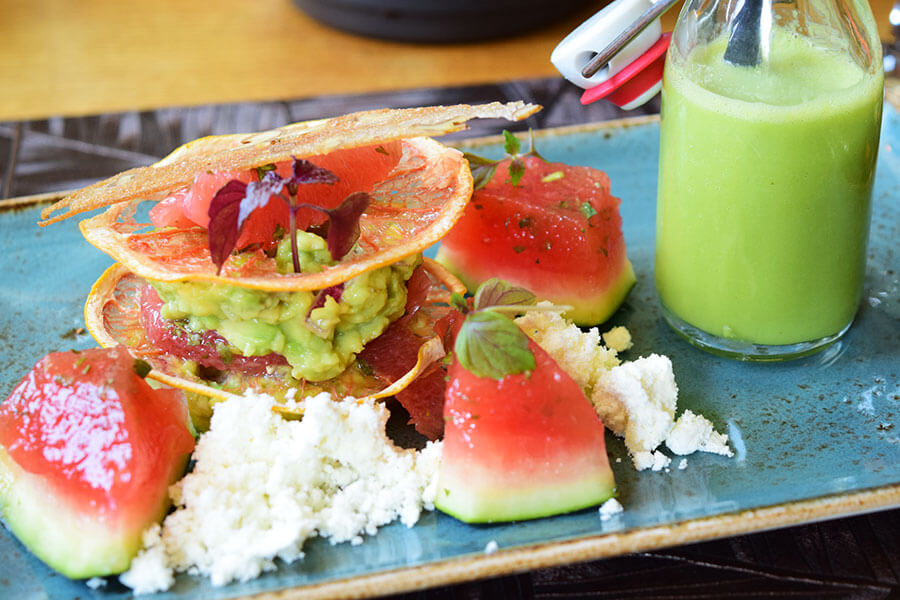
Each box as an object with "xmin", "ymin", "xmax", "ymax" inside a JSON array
[
  {"xmin": 85, "ymin": 260, "xmax": 461, "ymax": 409},
  {"xmin": 75, "ymin": 137, "xmax": 477, "ymax": 291},
  {"xmin": 40, "ymin": 102, "xmax": 539, "ymax": 225}
]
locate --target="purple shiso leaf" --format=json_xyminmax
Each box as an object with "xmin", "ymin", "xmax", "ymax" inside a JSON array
[
  {"xmin": 238, "ymin": 170, "xmax": 285, "ymax": 230},
  {"xmin": 207, "ymin": 179, "xmax": 248, "ymax": 274},
  {"xmin": 289, "ymin": 159, "xmax": 340, "ymax": 188},
  {"xmin": 322, "ymin": 191, "xmax": 370, "ymax": 260},
  {"xmin": 206, "ymin": 158, "xmax": 345, "ymax": 274}
]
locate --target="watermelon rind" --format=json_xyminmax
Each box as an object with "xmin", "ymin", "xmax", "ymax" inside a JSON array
[
  {"xmin": 0, "ymin": 447, "xmax": 186, "ymax": 579},
  {"xmin": 435, "ymin": 465, "xmax": 615, "ymax": 523}
]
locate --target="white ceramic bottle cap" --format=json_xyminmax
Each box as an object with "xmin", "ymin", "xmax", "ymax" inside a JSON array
[{"xmin": 551, "ymin": 0, "xmax": 672, "ymax": 110}]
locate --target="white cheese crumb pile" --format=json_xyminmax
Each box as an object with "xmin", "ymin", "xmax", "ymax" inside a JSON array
[
  {"xmin": 598, "ymin": 498, "xmax": 624, "ymax": 521},
  {"xmin": 516, "ymin": 305, "xmax": 733, "ymax": 471},
  {"xmin": 120, "ymin": 391, "xmax": 441, "ymax": 594},
  {"xmin": 85, "ymin": 577, "xmax": 107, "ymax": 590}
]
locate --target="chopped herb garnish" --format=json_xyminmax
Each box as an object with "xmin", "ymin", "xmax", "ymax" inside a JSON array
[
  {"xmin": 580, "ymin": 201, "xmax": 598, "ymax": 220},
  {"xmin": 463, "ymin": 129, "xmax": 543, "ymax": 191},
  {"xmin": 541, "ymin": 170, "xmax": 564, "ymax": 183},
  {"xmin": 132, "ymin": 359, "xmax": 152, "ymax": 379}
]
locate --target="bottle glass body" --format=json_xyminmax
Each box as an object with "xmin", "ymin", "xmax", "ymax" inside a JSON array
[{"xmin": 655, "ymin": 0, "xmax": 884, "ymax": 360}]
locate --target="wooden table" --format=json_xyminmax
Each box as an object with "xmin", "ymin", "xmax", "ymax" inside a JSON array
[{"xmin": 1, "ymin": 0, "xmax": 896, "ymax": 122}]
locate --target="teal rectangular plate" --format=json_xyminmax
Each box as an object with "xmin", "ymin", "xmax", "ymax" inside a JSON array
[{"xmin": 0, "ymin": 106, "xmax": 898, "ymax": 599}]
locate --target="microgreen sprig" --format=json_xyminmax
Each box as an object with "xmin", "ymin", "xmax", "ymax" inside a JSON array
[
  {"xmin": 463, "ymin": 130, "xmax": 543, "ymax": 191},
  {"xmin": 206, "ymin": 158, "xmax": 370, "ymax": 274}
]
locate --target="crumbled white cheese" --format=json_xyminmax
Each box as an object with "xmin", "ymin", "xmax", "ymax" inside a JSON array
[
  {"xmin": 85, "ymin": 577, "xmax": 107, "ymax": 590},
  {"xmin": 484, "ymin": 540, "xmax": 499, "ymax": 555},
  {"xmin": 666, "ymin": 410, "xmax": 734, "ymax": 457},
  {"xmin": 632, "ymin": 450, "xmax": 672, "ymax": 472},
  {"xmin": 516, "ymin": 304, "xmax": 621, "ymax": 395},
  {"xmin": 120, "ymin": 525, "xmax": 173, "ymax": 593},
  {"xmin": 598, "ymin": 498, "xmax": 624, "ymax": 521},
  {"xmin": 592, "ymin": 354, "xmax": 677, "ymax": 459},
  {"xmin": 519, "ymin": 308, "xmax": 732, "ymax": 472},
  {"xmin": 121, "ymin": 391, "xmax": 441, "ymax": 594},
  {"xmin": 602, "ymin": 326, "xmax": 633, "ymax": 352}
]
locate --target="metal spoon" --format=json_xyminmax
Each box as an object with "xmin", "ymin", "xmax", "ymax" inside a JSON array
[{"xmin": 724, "ymin": 0, "xmax": 764, "ymax": 66}]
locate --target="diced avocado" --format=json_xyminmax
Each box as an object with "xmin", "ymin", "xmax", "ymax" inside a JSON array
[{"xmin": 152, "ymin": 232, "xmax": 421, "ymax": 382}]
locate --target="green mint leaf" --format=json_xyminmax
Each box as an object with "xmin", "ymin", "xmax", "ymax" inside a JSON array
[
  {"xmin": 503, "ymin": 130, "xmax": 521, "ymax": 157},
  {"xmin": 580, "ymin": 201, "xmax": 597, "ymax": 220},
  {"xmin": 470, "ymin": 163, "xmax": 498, "ymax": 191},
  {"xmin": 464, "ymin": 152, "xmax": 499, "ymax": 191},
  {"xmin": 473, "ymin": 278, "xmax": 536, "ymax": 311},
  {"xmin": 507, "ymin": 157, "xmax": 525, "ymax": 186},
  {"xmin": 454, "ymin": 310, "xmax": 535, "ymax": 379},
  {"xmin": 463, "ymin": 153, "xmax": 497, "ymax": 167}
]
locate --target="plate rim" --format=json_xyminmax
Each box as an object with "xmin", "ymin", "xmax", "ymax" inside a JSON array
[{"xmin": 273, "ymin": 484, "xmax": 900, "ymax": 600}]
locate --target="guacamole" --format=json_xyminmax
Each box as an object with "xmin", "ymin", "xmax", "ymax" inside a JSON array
[{"xmin": 151, "ymin": 231, "xmax": 420, "ymax": 382}]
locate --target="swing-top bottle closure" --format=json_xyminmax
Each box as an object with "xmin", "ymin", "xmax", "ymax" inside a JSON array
[{"xmin": 551, "ymin": 0, "xmax": 680, "ymax": 109}]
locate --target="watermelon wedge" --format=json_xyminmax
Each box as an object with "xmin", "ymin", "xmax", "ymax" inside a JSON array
[
  {"xmin": 0, "ymin": 348, "xmax": 195, "ymax": 578},
  {"xmin": 437, "ymin": 336, "xmax": 616, "ymax": 522},
  {"xmin": 436, "ymin": 154, "xmax": 635, "ymax": 326}
]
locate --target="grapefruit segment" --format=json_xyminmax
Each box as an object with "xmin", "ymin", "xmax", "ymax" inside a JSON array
[{"xmin": 149, "ymin": 142, "xmax": 404, "ymax": 252}]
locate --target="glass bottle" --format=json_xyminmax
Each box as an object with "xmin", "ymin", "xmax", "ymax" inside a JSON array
[{"xmin": 655, "ymin": 0, "xmax": 884, "ymax": 360}]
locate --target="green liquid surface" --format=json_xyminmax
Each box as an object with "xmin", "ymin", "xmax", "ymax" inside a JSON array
[{"xmin": 655, "ymin": 31, "xmax": 883, "ymax": 346}]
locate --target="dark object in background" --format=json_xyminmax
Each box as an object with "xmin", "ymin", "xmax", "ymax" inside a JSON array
[{"xmin": 294, "ymin": 0, "xmax": 596, "ymax": 43}]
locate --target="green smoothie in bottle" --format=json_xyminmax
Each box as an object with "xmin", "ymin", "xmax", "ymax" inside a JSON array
[{"xmin": 655, "ymin": 3, "xmax": 883, "ymax": 359}]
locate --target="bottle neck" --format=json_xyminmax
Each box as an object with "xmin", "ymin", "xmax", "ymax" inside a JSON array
[{"xmin": 672, "ymin": 0, "xmax": 881, "ymax": 73}]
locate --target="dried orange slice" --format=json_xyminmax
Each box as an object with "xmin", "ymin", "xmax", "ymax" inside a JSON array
[{"xmin": 74, "ymin": 137, "xmax": 476, "ymax": 290}]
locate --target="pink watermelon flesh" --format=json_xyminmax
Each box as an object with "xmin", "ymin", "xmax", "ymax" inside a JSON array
[
  {"xmin": 436, "ymin": 156, "xmax": 635, "ymax": 325},
  {"xmin": 435, "ymin": 339, "xmax": 616, "ymax": 523},
  {"xmin": 0, "ymin": 348, "xmax": 195, "ymax": 578}
]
